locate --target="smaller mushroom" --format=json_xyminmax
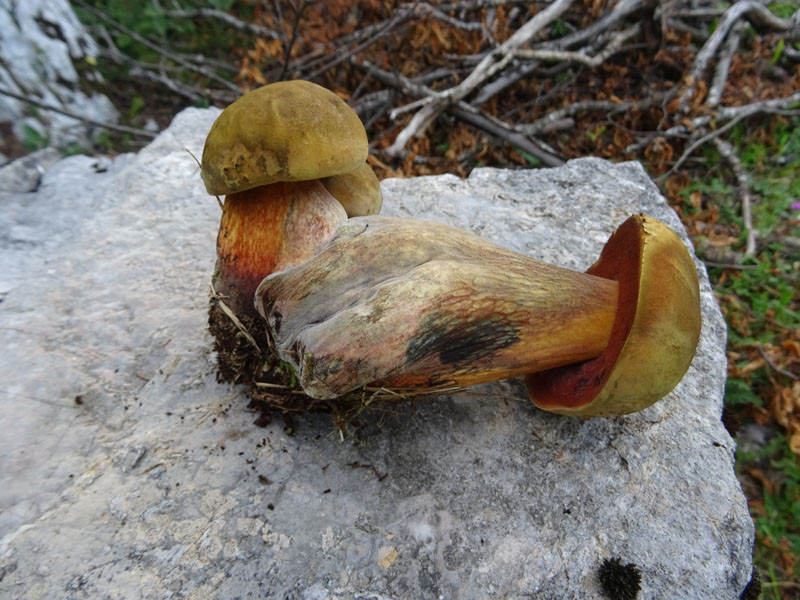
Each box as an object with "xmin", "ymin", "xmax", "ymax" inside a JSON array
[
  {"xmin": 201, "ymin": 80, "xmax": 373, "ymax": 383},
  {"xmin": 255, "ymin": 214, "xmax": 701, "ymax": 416},
  {"xmin": 321, "ymin": 162, "xmax": 383, "ymax": 217}
]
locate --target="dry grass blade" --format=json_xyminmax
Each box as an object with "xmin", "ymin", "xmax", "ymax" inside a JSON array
[{"xmin": 210, "ymin": 287, "xmax": 262, "ymax": 354}]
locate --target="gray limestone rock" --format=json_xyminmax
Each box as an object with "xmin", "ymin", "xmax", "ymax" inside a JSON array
[
  {"xmin": 0, "ymin": 107, "xmax": 753, "ymax": 599},
  {"xmin": 0, "ymin": 0, "xmax": 118, "ymax": 151},
  {"xmin": 0, "ymin": 148, "xmax": 62, "ymax": 193}
]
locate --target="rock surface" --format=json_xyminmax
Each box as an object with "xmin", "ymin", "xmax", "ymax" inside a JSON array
[
  {"xmin": 0, "ymin": 0, "xmax": 118, "ymax": 157},
  {"xmin": 0, "ymin": 107, "xmax": 753, "ymax": 599}
]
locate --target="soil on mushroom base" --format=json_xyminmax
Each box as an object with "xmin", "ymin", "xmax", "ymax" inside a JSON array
[
  {"xmin": 208, "ymin": 298, "xmax": 261, "ymax": 381},
  {"xmin": 208, "ymin": 295, "xmax": 416, "ymax": 431}
]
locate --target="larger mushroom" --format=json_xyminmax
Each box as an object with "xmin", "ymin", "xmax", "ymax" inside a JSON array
[
  {"xmin": 255, "ymin": 214, "xmax": 700, "ymax": 416},
  {"xmin": 201, "ymin": 80, "xmax": 375, "ymax": 382}
]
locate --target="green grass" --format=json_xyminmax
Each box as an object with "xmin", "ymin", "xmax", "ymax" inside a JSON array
[
  {"xmin": 738, "ymin": 434, "xmax": 800, "ymax": 598},
  {"xmin": 692, "ymin": 115, "xmax": 800, "ymax": 596}
]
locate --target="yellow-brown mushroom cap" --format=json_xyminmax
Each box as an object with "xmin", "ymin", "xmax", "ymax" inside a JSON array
[
  {"xmin": 526, "ymin": 214, "xmax": 701, "ymax": 417},
  {"xmin": 201, "ymin": 80, "xmax": 368, "ymax": 196},
  {"xmin": 321, "ymin": 163, "xmax": 383, "ymax": 217}
]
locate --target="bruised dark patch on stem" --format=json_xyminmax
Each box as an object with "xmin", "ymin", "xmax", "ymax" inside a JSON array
[{"xmin": 405, "ymin": 311, "xmax": 520, "ymax": 367}]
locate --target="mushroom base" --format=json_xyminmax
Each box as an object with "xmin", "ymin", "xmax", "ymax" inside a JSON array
[
  {"xmin": 208, "ymin": 293, "xmax": 270, "ymax": 386},
  {"xmin": 209, "ymin": 292, "xmax": 418, "ymax": 430}
]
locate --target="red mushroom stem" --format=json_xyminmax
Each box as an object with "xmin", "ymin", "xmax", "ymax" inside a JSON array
[{"xmin": 213, "ymin": 180, "xmax": 347, "ymax": 320}]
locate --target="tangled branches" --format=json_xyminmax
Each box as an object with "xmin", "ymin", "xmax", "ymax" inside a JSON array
[{"xmin": 71, "ymin": 1, "xmax": 798, "ymax": 247}]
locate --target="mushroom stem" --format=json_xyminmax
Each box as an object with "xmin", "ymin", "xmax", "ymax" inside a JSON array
[
  {"xmin": 255, "ymin": 217, "xmax": 619, "ymax": 400},
  {"xmin": 213, "ymin": 180, "xmax": 347, "ymax": 320}
]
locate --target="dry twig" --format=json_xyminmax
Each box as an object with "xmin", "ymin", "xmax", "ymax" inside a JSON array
[
  {"xmin": 679, "ymin": 1, "xmax": 800, "ymax": 110},
  {"xmin": 706, "ymin": 22, "xmax": 744, "ymax": 109},
  {"xmin": 357, "ymin": 59, "xmax": 563, "ymax": 166},
  {"xmin": 94, "ymin": 26, "xmax": 214, "ymax": 104},
  {"xmin": 512, "ymin": 23, "xmax": 640, "ymax": 68},
  {"xmin": 758, "ymin": 346, "xmax": 800, "ymax": 382},
  {"xmin": 713, "ymin": 138, "xmax": 757, "ymax": 257},
  {"xmin": 0, "ymin": 87, "xmax": 156, "ymax": 139},
  {"xmin": 210, "ymin": 287, "xmax": 263, "ymax": 354},
  {"xmin": 74, "ymin": 0, "xmax": 240, "ymax": 94},
  {"xmin": 385, "ymin": 0, "xmax": 575, "ymax": 156},
  {"xmin": 166, "ymin": 8, "xmax": 281, "ymax": 39}
]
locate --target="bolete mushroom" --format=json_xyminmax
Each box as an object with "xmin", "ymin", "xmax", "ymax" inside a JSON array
[
  {"xmin": 255, "ymin": 214, "xmax": 700, "ymax": 416},
  {"xmin": 321, "ymin": 162, "xmax": 383, "ymax": 217},
  {"xmin": 525, "ymin": 214, "xmax": 701, "ymax": 417},
  {"xmin": 201, "ymin": 80, "xmax": 369, "ymax": 320}
]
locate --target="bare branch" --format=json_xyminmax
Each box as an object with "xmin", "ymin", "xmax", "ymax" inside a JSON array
[
  {"xmin": 784, "ymin": 45, "xmax": 800, "ymax": 62},
  {"xmin": 355, "ymin": 59, "xmax": 562, "ymax": 167},
  {"xmin": 717, "ymin": 91, "xmax": 800, "ymax": 121},
  {"xmin": 633, "ymin": 91, "xmax": 800, "ymax": 153},
  {"xmin": 553, "ymin": 0, "xmax": 644, "ymax": 50},
  {"xmin": 513, "ymin": 23, "xmax": 640, "ymax": 68},
  {"xmin": 707, "ymin": 22, "xmax": 744, "ymax": 109},
  {"xmin": 385, "ymin": 0, "xmax": 576, "ymax": 156},
  {"xmin": 423, "ymin": 4, "xmax": 487, "ymax": 32},
  {"xmin": 130, "ymin": 64, "xmax": 205, "ymax": 103},
  {"xmin": 666, "ymin": 8, "xmax": 726, "ymax": 19},
  {"xmin": 522, "ymin": 97, "xmax": 656, "ymax": 135},
  {"xmin": 279, "ymin": 0, "xmax": 311, "ymax": 81},
  {"xmin": 0, "ymin": 87, "xmax": 157, "ymax": 139},
  {"xmin": 390, "ymin": 97, "xmax": 439, "ymax": 120},
  {"xmin": 181, "ymin": 54, "xmax": 238, "ymax": 75},
  {"xmin": 94, "ymin": 26, "xmax": 221, "ymax": 105},
  {"xmin": 437, "ymin": 0, "xmax": 538, "ymax": 9},
  {"xmin": 713, "ymin": 138, "xmax": 757, "ymax": 257},
  {"xmin": 73, "ymin": 0, "xmax": 240, "ymax": 94},
  {"xmin": 450, "ymin": 104, "xmax": 564, "ymax": 166},
  {"xmin": 165, "ymin": 8, "xmax": 280, "ymax": 39},
  {"xmin": 757, "ymin": 346, "xmax": 800, "ymax": 381},
  {"xmin": 303, "ymin": 0, "xmax": 477, "ymax": 76},
  {"xmin": 358, "ymin": 59, "xmax": 433, "ymax": 98},
  {"xmin": 679, "ymin": 1, "xmax": 800, "ymax": 110},
  {"xmin": 471, "ymin": 61, "xmax": 539, "ymax": 106},
  {"xmin": 472, "ymin": 0, "xmax": 644, "ymax": 105},
  {"xmin": 304, "ymin": 11, "xmax": 413, "ymax": 79},
  {"xmin": 660, "ymin": 115, "xmax": 748, "ymax": 179}
]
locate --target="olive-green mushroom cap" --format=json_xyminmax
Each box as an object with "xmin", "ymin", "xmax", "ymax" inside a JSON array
[
  {"xmin": 321, "ymin": 162, "xmax": 383, "ymax": 217},
  {"xmin": 201, "ymin": 80, "xmax": 368, "ymax": 196}
]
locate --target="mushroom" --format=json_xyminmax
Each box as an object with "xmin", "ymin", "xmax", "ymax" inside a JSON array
[
  {"xmin": 321, "ymin": 162, "xmax": 383, "ymax": 217},
  {"xmin": 255, "ymin": 214, "xmax": 700, "ymax": 416},
  {"xmin": 525, "ymin": 214, "xmax": 701, "ymax": 417},
  {"xmin": 201, "ymin": 80, "xmax": 369, "ymax": 320}
]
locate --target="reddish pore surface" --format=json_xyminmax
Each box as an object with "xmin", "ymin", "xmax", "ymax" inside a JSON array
[{"xmin": 525, "ymin": 216, "xmax": 644, "ymax": 409}]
